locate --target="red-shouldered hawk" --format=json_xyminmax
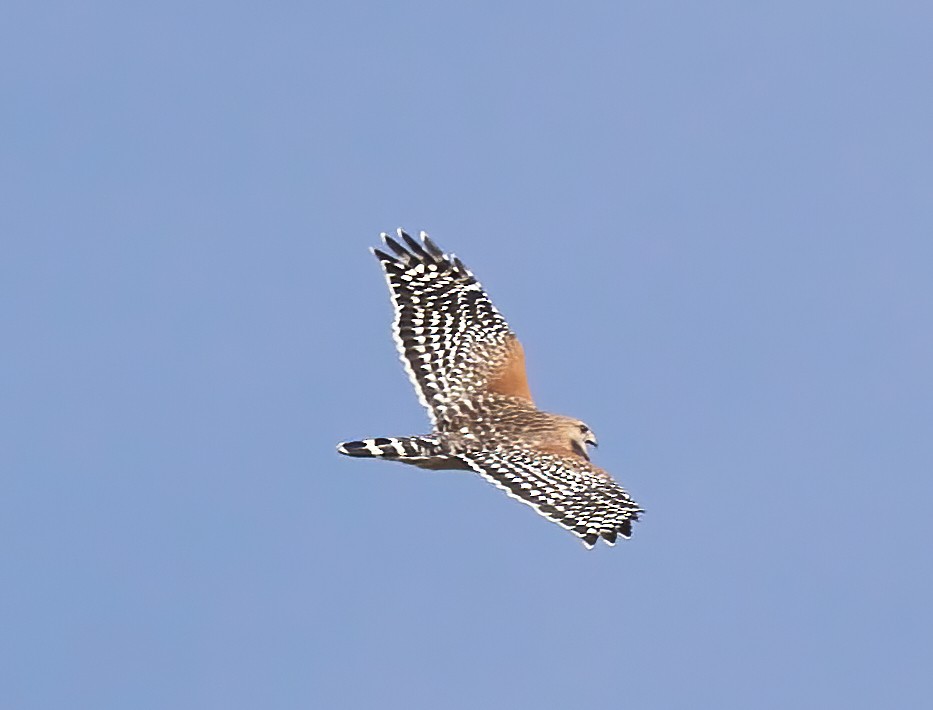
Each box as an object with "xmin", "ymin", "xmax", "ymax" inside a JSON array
[{"xmin": 337, "ymin": 230, "xmax": 642, "ymax": 548}]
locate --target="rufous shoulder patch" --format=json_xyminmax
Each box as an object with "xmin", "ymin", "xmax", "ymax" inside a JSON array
[{"xmin": 486, "ymin": 335, "xmax": 534, "ymax": 402}]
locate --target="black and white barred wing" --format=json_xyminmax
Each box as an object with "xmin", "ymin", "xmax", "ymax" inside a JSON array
[
  {"xmin": 458, "ymin": 448, "xmax": 642, "ymax": 548},
  {"xmin": 373, "ymin": 230, "xmax": 525, "ymax": 427}
]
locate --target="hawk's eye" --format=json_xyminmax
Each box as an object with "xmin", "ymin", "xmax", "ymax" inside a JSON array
[{"xmin": 579, "ymin": 424, "xmax": 589, "ymax": 434}]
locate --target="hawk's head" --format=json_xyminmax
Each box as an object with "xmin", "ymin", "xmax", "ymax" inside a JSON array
[{"xmin": 564, "ymin": 419, "xmax": 598, "ymax": 460}]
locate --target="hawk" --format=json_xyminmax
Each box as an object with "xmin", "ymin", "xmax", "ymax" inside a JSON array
[{"xmin": 337, "ymin": 230, "xmax": 642, "ymax": 548}]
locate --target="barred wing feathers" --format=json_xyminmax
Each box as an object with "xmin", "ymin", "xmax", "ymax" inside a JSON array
[
  {"xmin": 458, "ymin": 448, "xmax": 642, "ymax": 548},
  {"xmin": 373, "ymin": 230, "xmax": 532, "ymax": 428}
]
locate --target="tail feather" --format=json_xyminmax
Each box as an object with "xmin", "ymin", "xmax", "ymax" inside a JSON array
[
  {"xmin": 337, "ymin": 435, "xmax": 441, "ymax": 459},
  {"xmin": 337, "ymin": 435, "xmax": 469, "ymax": 471}
]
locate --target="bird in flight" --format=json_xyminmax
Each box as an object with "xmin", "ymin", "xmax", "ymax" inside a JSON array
[{"xmin": 337, "ymin": 230, "xmax": 642, "ymax": 548}]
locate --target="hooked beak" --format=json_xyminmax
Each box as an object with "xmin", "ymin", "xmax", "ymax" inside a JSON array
[{"xmin": 584, "ymin": 432, "xmax": 598, "ymax": 448}]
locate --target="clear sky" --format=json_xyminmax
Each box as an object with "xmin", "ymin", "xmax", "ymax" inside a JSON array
[{"xmin": 3, "ymin": 2, "xmax": 932, "ymax": 708}]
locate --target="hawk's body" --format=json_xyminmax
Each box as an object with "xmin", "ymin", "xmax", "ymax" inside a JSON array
[{"xmin": 337, "ymin": 231, "xmax": 642, "ymax": 548}]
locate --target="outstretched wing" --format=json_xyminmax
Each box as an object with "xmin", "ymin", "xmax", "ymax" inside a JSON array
[
  {"xmin": 373, "ymin": 230, "xmax": 533, "ymax": 428},
  {"xmin": 458, "ymin": 448, "xmax": 642, "ymax": 548}
]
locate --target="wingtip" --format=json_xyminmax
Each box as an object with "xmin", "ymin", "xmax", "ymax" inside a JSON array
[
  {"xmin": 381, "ymin": 233, "xmax": 410, "ymax": 260},
  {"xmin": 450, "ymin": 254, "xmax": 474, "ymax": 275},
  {"xmin": 421, "ymin": 232, "xmax": 445, "ymax": 259},
  {"xmin": 372, "ymin": 247, "xmax": 394, "ymax": 263},
  {"xmin": 400, "ymin": 230, "xmax": 433, "ymax": 260},
  {"xmin": 374, "ymin": 228, "xmax": 449, "ymax": 264}
]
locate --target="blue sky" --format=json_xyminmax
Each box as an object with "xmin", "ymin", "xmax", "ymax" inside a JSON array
[{"xmin": 3, "ymin": 2, "xmax": 932, "ymax": 708}]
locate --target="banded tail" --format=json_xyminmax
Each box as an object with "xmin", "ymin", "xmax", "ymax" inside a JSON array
[
  {"xmin": 336, "ymin": 435, "xmax": 443, "ymax": 459},
  {"xmin": 336, "ymin": 435, "xmax": 468, "ymax": 471}
]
